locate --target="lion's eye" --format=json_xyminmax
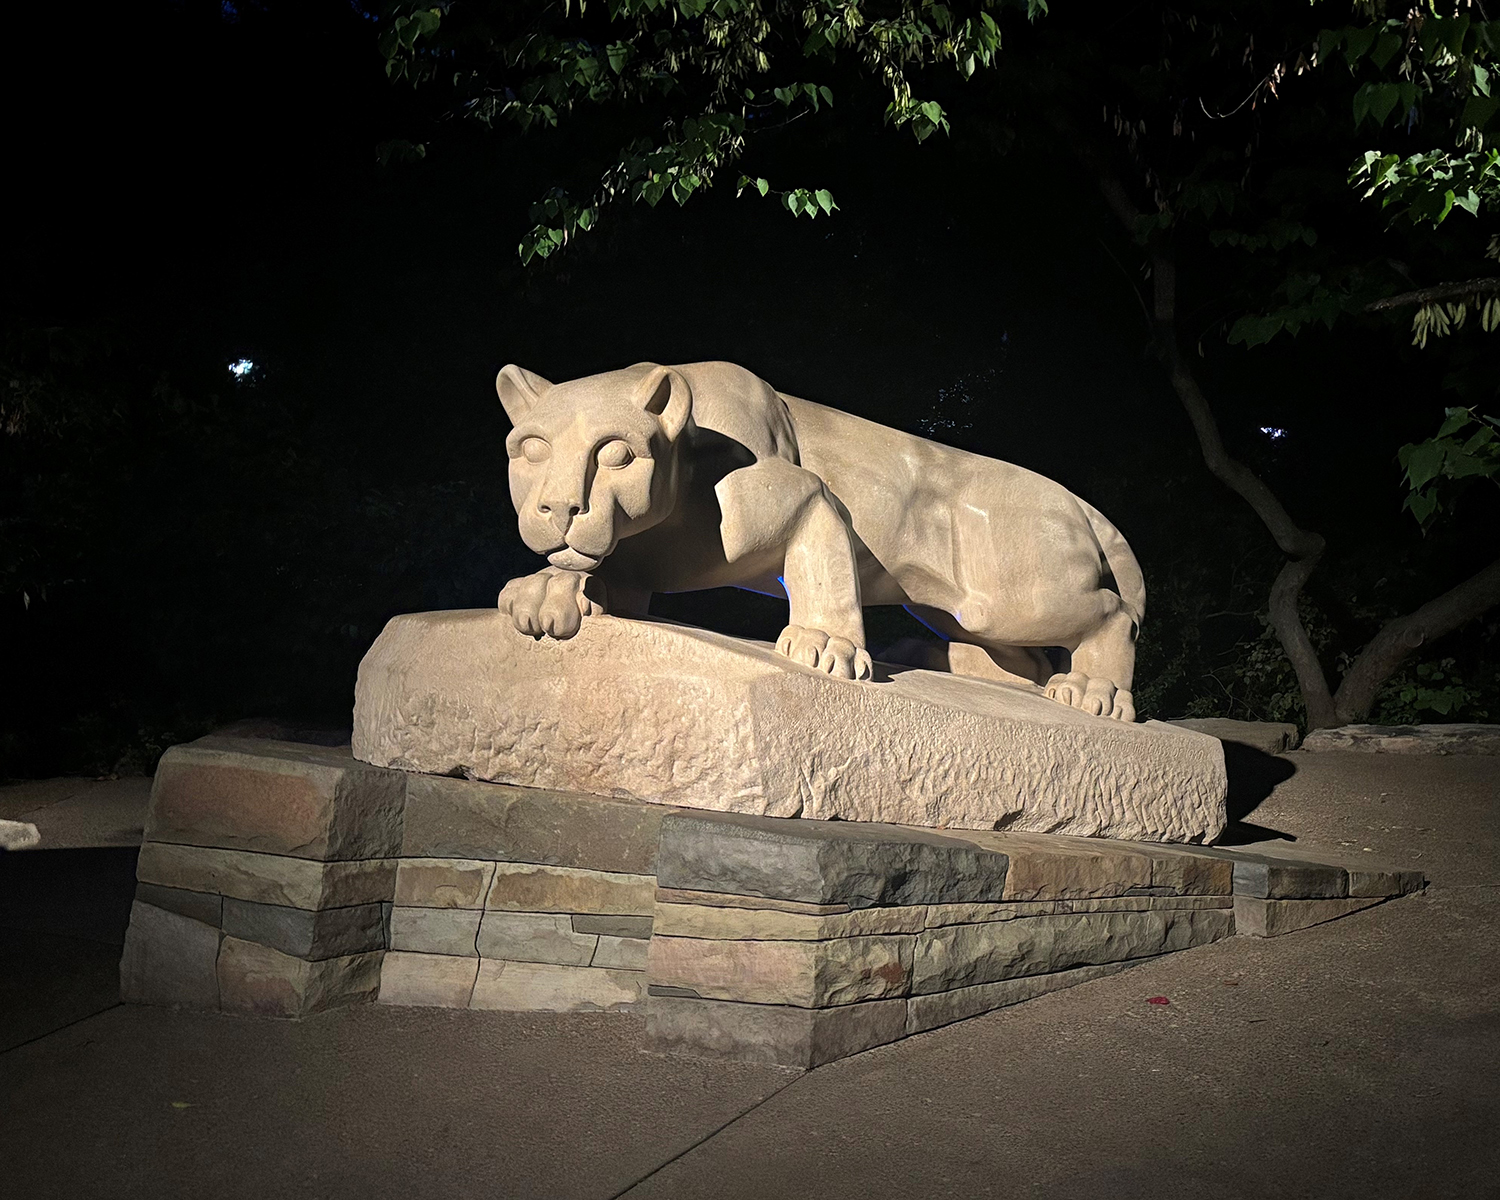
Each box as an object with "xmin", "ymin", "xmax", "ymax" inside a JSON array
[
  {"xmin": 520, "ymin": 437, "xmax": 550, "ymax": 464},
  {"xmin": 597, "ymin": 439, "xmax": 634, "ymax": 469}
]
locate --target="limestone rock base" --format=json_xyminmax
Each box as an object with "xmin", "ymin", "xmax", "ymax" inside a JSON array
[{"xmin": 352, "ymin": 611, "xmax": 1228, "ymax": 843}]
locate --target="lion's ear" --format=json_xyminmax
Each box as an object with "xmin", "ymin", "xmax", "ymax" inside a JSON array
[
  {"xmin": 496, "ymin": 364, "xmax": 553, "ymax": 424},
  {"xmin": 636, "ymin": 365, "xmax": 692, "ymax": 442}
]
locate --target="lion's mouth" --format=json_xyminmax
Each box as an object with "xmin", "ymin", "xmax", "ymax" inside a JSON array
[{"xmin": 548, "ymin": 547, "xmax": 601, "ymax": 571}]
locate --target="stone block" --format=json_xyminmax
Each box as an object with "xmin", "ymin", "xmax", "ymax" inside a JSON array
[
  {"xmin": 146, "ymin": 736, "xmax": 404, "ymax": 860},
  {"xmin": 1142, "ymin": 846, "xmax": 1235, "ymax": 896},
  {"xmin": 923, "ymin": 901, "xmax": 1060, "ymax": 925},
  {"xmin": 919, "ymin": 895, "xmax": 1230, "ymax": 929},
  {"xmin": 645, "ymin": 995, "xmax": 908, "ymax": 1068},
  {"xmin": 1061, "ymin": 895, "xmax": 1231, "ymax": 914},
  {"xmin": 1167, "ymin": 718, "xmax": 1301, "ymax": 755},
  {"xmin": 653, "ymin": 902, "xmax": 929, "ymax": 942},
  {"xmin": 592, "ymin": 935, "xmax": 650, "ymax": 971},
  {"xmin": 399, "ymin": 773, "xmax": 671, "ymax": 874},
  {"xmin": 354, "ymin": 612, "xmax": 1226, "ymax": 842},
  {"xmin": 475, "ymin": 911, "xmax": 596, "ymax": 965},
  {"xmin": 134, "ymin": 882, "xmax": 224, "ymax": 928},
  {"xmin": 1300, "ymin": 723, "xmax": 1500, "ymax": 755},
  {"xmin": 648, "ymin": 934, "xmax": 913, "ymax": 1007},
  {"xmin": 0, "ymin": 820, "xmax": 40, "ymax": 850},
  {"xmin": 953, "ymin": 831, "xmax": 1152, "ymax": 901},
  {"xmin": 652, "ymin": 893, "xmax": 1235, "ymax": 944},
  {"xmin": 377, "ymin": 951, "xmax": 479, "ymax": 1007},
  {"xmin": 906, "ymin": 961, "xmax": 1135, "ymax": 1034},
  {"xmin": 469, "ymin": 960, "xmax": 646, "ymax": 1012},
  {"xmin": 119, "ymin": 901, "xmax": 221, "ymax": 1009},
  {"xmin": 572, "ymin": 914, "xmax": 654, "ymax": 938},
  {"xmin": 216, "ymin": 937, "xmax": 382, "ymax": 1017},
  {"xmin": 222, "ymin": 898, "xmax": 385, "ymax": 960},
  {"xmin": 656, "ymin": 811, "xmax": 1011, "ymax": 908},
  {"xmin": 1232, "ymin": 856, "xmax": 1348, "ymax": 900},
  {"xmin": 393, "ymin": 858, "xmax": 495, "ymax": 908},
  {"xmin": 484, "ymin": 863, "xmax": 654, "ymax": 915},
  {"xmin": 1233, "ymin": 895, "xmax": 1386, "ymax": 938},
  {"xmin": 1347, "ymin": 867, "xmax": 1425, "ymax": 898},
  {"xmin": 389, "ymin": 907, "xmax": 483, "ymax": 957},
  {"xmin": 654, "ymin": 887, "xmax": 850, "ymax": 915},
  {"xmin": 136, "ymin": 842, "xmax": 396, "ymax": 910},
  {"xmin": 911, "ymin": 908, "xmax": 1232, "ymax": 995}
]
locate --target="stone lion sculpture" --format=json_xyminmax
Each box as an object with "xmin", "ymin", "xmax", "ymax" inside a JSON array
[{"xmin": 495, "ymin": 360, "xmax": 1145, "ymax": 721}]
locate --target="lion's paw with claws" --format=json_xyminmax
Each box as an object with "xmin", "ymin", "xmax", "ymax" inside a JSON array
[
  {"xmin": 1044, "ymin": 671, "xmax": 1135, "ymax": 722},
  {"xmin": 498, "ymin": 568, "xmax": 605, "ymax": 640},
  {"xmin": 775, "ymin": 624, "xmax": 873, "ymax": 681}
]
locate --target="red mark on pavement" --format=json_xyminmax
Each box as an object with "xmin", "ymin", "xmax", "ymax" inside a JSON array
[{"xmin": 1146, "ymin": 996, "xmax": 1171, "ymax": 1005}]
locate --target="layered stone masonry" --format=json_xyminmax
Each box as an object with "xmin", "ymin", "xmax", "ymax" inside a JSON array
[
  {"xmin": 121, "ymin": 738, "xmax": 402, "ymax": 1017},
  {"xmin": 379, "ymin": 857, "xmax": 654, "ymax": 1012},
  {"xmin": 121, "ymin": 736, "xmax": 1425, "ymax": 1066}
]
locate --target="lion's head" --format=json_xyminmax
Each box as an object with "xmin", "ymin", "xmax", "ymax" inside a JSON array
[{"xmin": 498, "ymin": 362, "xmax": 692, "ymax": 571}]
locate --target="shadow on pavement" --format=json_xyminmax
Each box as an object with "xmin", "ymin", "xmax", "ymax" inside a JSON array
[
  {"xmin": 1216, "ymin": 743, "xmax": 1298, "ymax": 845},
  {"xmin": 0, "ymin": 847, "xmax": 138, "ymax": 1052}
]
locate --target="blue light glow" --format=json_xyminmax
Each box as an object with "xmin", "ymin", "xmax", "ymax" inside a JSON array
[
  {"xmin": 229, "ymin": 359, "xmax": 256, "ymax": 379},
  {"xmin": 1260, "ymin": 426, "xmax": 1287, "ymax": 440}
]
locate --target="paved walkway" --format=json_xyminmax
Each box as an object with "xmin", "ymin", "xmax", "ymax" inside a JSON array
[
  {"xmin": 1, "ymin": 752, "xmax": 1495, "ymax": 1199},
  {"xmin": 0, "ymin": 775, "xmax": 152, "ymax": 849}
]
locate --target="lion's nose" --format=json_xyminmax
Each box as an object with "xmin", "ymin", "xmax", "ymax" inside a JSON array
[{"xmin": 538, "ymin": 501, "xmax": 581, "ymax": 537}]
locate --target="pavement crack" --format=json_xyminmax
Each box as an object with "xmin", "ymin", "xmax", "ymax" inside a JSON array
[
  {"xmin": 1, "ymin": 1001, "xmax": 123, "ymax": 1058},
  {"xmin": 605, "ymin": 1069, "xmax": 804, "ymax": 1199}
]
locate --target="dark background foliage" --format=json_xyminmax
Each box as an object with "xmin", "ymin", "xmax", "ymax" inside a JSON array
[{"xmin": 3, "ymin": 0, "xmax": 1495, "ymax": 778}]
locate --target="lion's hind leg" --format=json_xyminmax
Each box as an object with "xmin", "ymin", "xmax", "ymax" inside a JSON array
[
  {"xmin": 903, "ymin": 604, "xmax": 1051, "ymax": 688},
  {"xmin": 1044, "ymin": 599, "xmax": 1137, "ymax": 722},
  {"xmin": 948, "ymin": 642, "xmax": 1052, "ymax": 688}
]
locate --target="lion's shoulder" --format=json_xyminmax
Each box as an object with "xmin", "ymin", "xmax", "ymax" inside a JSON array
[{"xmin": 671, "ymin": 361, "xmax": 799, "ymax": 463}]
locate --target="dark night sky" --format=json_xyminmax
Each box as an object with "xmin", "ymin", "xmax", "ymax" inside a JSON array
[{"xmin": 3, "ymin": 1, "xmax": 1492, "ymax": 772}]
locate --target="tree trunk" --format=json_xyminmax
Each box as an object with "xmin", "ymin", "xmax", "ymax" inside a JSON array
[
  {"xmin": 1332, "ymin": 554, "xmax": 1500, "ymax": 722},
  {"xmin": 1089, "ymin": 159, "xmax": 1500, "ymax": 729},
  {"xmin": 1141, "ymin": 250, "xmax": 1341, "ymax": 729}
]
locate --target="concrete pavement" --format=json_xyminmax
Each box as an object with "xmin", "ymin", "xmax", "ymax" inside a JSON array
[
  {"xmin": 1, "ymin": 751, "xmax": 1495, "ymax": 1199},
  {"xmin": 0, "ymin": 775, "xmax": 152, "ymax": 849}
]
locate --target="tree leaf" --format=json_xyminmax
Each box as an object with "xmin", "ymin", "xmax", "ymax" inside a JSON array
[
  {"xmin": 1343, "ymin": 27, "xmax": 1378, "ymax": 64},
  {"xmin": 1436, "ymin": 407, "xmax": 1472, "ymax": 438},
  {"xmin": 1364, "ymin": 83, "xmax": 1403, "ymax": 127},
  {"xmin": 1406, "ymin": 489, "xmax": 1440, "ymax": 526},
  {"xmin": 1370, "ymin": 31, "xmax": 1403, "ymax": 70},
  {"xmin": 1403, "ymin": 440, "xmax": 1446, "ymax": 489}
]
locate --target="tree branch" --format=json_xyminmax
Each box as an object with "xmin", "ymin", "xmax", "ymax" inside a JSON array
[
  {"xmin": 1364, "ymin": 277, "xmax": 1500, "ymax": 312},
  {"xmin": 1148, "ymin": 248, "xmax": 1340, "ymax": 729},
  {"xmin": 1333, "ymin": 554, "xmax": 1500, "ymax": 722},
  {"xmin": 1082, "ymin": 145, "xmax": 1341, "ymax": 726}
]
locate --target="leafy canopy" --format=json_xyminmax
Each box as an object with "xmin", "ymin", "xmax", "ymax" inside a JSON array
[{"xmin": 378, "ymin": 1, "xmax": 1036, "ymax": 261}]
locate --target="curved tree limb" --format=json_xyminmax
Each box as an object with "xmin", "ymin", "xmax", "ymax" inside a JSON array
[
  {"xmin": 1083, "ymin": 141, "xmax": 1500, "ymax": 730},
  {"xmin": 1146, "ymin": 250, "xmax": 1341, "ymax": 729},
  {"xmin": 1087, "ymin": 152, "xmax": 1342, "ymax": 726},
  {"xmin": 1334, "ymin": 554, "xmax": 1500, "ymax": 722},
  {"xmin": 1364, "ymin": 277, "xmax": 1500, "ymax": 312}
]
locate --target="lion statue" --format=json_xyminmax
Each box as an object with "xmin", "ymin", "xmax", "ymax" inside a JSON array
[{"xmin": 495, "ymin": 360, "xmax": 1145, "ymax": 721}]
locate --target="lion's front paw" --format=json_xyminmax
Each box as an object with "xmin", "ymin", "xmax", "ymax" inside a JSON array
[
  {"xmin": 1044, "ymin": 672, "xmax": 1135, "ymax": 721},
  {"xmin": 775, "ymin": 625, "xmax": 873, "ymax": 681},
  {"xmin": 498, "ymin": 568, "xmax": 605, "ymax": 639}
]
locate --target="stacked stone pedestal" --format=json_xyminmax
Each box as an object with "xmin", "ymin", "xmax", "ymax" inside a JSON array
[
  {"xmin": 121, "ymin": 738, "xmax": 401, "ymax": 1015},
  {"xmin": 122, "ymin": 737, "xmax": 1424, "ymax": 1067},
  {"xmin": 378, "ymin": 774, "xmax": 666, "ymax": 1012}
]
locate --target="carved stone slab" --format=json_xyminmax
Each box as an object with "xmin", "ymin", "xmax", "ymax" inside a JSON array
[{"xmin": 352, "ymin": 610, "xmax": 1228, "ymax": 844}]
